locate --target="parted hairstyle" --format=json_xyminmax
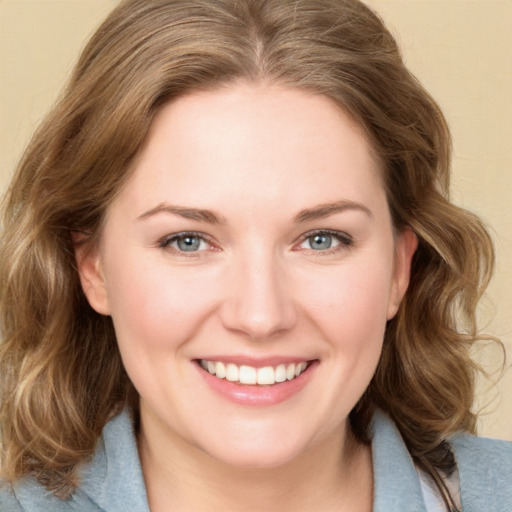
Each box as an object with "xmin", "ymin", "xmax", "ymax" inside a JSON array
[{"xmin": 0, "ymin": 0, "xmax": 496, "ymax": 508}]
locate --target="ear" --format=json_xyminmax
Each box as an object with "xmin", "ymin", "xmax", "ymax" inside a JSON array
[
  {"xmin": 386, "ymin": 228, "xmax": 418, "ymax": 320},
  {"xmin": 74, "ymin": 235, "xmax": 111, "ymax": 315}
]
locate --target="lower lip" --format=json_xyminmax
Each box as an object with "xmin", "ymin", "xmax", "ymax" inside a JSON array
[{"xmin": 196, "ymin": 361, "xmax": 318, "ymax": 406}]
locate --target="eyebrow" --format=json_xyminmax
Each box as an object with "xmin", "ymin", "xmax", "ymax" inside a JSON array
[
  {"xmin": 293, "ymin": 200, "xmax": 373, "ymax": 223},
  {"xmin": 136, "ymin": 203, "xmax": 225, "ymax": 224},
  {"xmin": 136, "ymin": 199, "xmax": 372, "ymax": 225}
]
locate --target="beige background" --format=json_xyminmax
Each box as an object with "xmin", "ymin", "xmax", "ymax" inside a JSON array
[{"xmin": 1, "ymin": 0, "xmax": 511, "ymax": 440}]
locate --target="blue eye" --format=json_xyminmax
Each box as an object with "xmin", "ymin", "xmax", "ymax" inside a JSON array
[
  {"xmin": 160, "ymin": 233, "xmax": 209, "ymax": 252},
  {"xmin": 298, "ymin": 231, "xmax": 352, "ymax": 252},
  {"xmin": 308, "ymin": 233, "xmax": 336, "ymax": 250},
  {"xmin": 176, "ymin": 235, "xmax": 203, "ymax": 251}
]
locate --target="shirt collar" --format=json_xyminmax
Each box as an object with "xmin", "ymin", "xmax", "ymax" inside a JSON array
[
  {"xmin": 78, "ymin": 408, "xmax": 428, "ymax": 511},
  {"xmin": 370, "ymin": 409, "xmax": 427, "ymax": 512},
  {"xmin": 79, "ymin": 409, "xmax": 150, "ymax": 512}
]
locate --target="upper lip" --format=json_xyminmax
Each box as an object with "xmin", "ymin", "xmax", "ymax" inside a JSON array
[{"xmin": 195, "ymin": 355, "xmax": 317, "ymax": 368}]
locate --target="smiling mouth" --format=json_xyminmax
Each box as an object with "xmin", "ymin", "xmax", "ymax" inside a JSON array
[{"xmin": 198, "ymin": 360, "xmax": 311, "ymax": 386}]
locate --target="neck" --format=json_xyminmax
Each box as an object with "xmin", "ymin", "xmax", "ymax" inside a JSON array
[{"xmin": 138, "ymin": 413, "xmax": 373, "ymax": 512}]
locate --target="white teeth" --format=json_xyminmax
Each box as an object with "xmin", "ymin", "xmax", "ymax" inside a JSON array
[
  {"xmin": 257, "ymin": 366, "xmax": 275, "ymax": 385},
  {"xmin": 215, "ymin": 361, "xmax": 226, "ymax": 379},
  {"xmin": 200, "ymin": 360, "xmax": 309, "ymax": 385},
  {"xmin": 295, "ymin": 362, "xmax": 307, "ymax": 377},
  {"xmin": 225, "ymin": 363, "xmax": 239, "ymax": 382},
  {"xmin": 275, "ymin": 364, "xmax": 287, "ymax": 383},
  {"xmin": 239, "ymin": 365, "xmax": 257, "ymax": 385}
]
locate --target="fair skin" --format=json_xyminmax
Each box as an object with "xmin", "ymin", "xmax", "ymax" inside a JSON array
[{"xmin": 78, "ymin": 82, "xmax": 417, "ymax": 511}]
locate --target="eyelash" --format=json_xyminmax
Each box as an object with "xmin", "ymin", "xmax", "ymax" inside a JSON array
[
  {"xmin": 295, "ymin": 229, "xmax": 354, "ymax": 255},
  {"xmin": 157, "ymin": 231, "xmax": 217, "ymax": 255},
  {"xmin": 157, "ymin": 229, "xmax": 353, "ymax": 256}
]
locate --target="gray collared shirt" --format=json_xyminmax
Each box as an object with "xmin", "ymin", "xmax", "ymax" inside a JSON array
[{"xmin": 2, "ymin": 408, "xmax": 511, "ymax": 511}]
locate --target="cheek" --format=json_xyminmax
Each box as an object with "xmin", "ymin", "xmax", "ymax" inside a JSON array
[
  {"xmin": 104, "ymin": 257, "xmax": 220, "ymax": 356},
  {"xmin": 299, "ymin": 257, "xmax": 392, "ymax": 382},
  {"xmin": 302, "ymin": 257, "xmax": 393, "ymax": 333}
]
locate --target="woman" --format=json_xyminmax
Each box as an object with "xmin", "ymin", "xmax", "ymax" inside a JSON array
[{"xmin": 1, "ymin": 0, "xmax": 510, "ymax": 511}]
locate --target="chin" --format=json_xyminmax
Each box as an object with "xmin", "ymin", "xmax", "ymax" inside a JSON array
[
  {"xmin": 191, "ymin": 417, "xmax": 324, "ymax": 470},
  {"xmin": 205, "ymin": 441, "xmax": 305, "ymax": 470}
]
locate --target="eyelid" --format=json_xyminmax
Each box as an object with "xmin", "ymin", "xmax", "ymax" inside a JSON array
[
  {"xmin": 300, "ymin": 228, "xmax": 352, "ymax": 243},
  {"xmin": 156, "ymin": 229, "xmax": 353, "ymax": 255},
  {"xmin": 157, "ymin": 231, "xmax": 219, "ymax": 253},
  {"xmin": 294, "ymin": 229, "xmax": 354, "ymax": 252}
]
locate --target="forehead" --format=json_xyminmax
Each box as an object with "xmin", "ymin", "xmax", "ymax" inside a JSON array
[{"xmin": 117, "ymin": 82, "xmax": 385, "ymax": 218}]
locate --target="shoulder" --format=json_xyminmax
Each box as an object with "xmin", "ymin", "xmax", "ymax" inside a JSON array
[
  {"xmin": 450, "ymin": 433, "xmax": 512, "ymax": 511},
  {"xmin": 450, "ymin": 433, "xmax": 512, "ymax": 474},
  {"xmin": 0, "ymin": 409, "xmax": 148, "ymax": 512},
  {"xmin": 0, "ymin": 482, "xmax": 23, "ymax": 512},
  {"xmin": 0, "ymin": 477, "xmax": 101, "ymax": 512}
]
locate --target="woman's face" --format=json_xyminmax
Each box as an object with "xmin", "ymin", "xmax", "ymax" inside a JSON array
[{"xmin": 79, "ymin": 83, "xmax": 415, "ymax": 468}]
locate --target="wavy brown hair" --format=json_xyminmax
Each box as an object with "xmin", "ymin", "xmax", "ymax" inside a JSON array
[{"xmin": 0, "ymin": 0, "xmax": 496, "ymax": 507}]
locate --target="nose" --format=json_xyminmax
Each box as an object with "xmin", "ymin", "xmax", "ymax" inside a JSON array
[{"xmin": 219, "ymin": 249, "xmax": 298, "ymax": 340}]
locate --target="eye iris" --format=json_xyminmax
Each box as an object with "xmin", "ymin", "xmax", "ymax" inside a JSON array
[
  {"xmin": 177, "ymin": 236, "xmax": 201, "ymax": 251},
  {"xmin": 310, "ymin": 234, "xmax": 332, "ymax": 250}
]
